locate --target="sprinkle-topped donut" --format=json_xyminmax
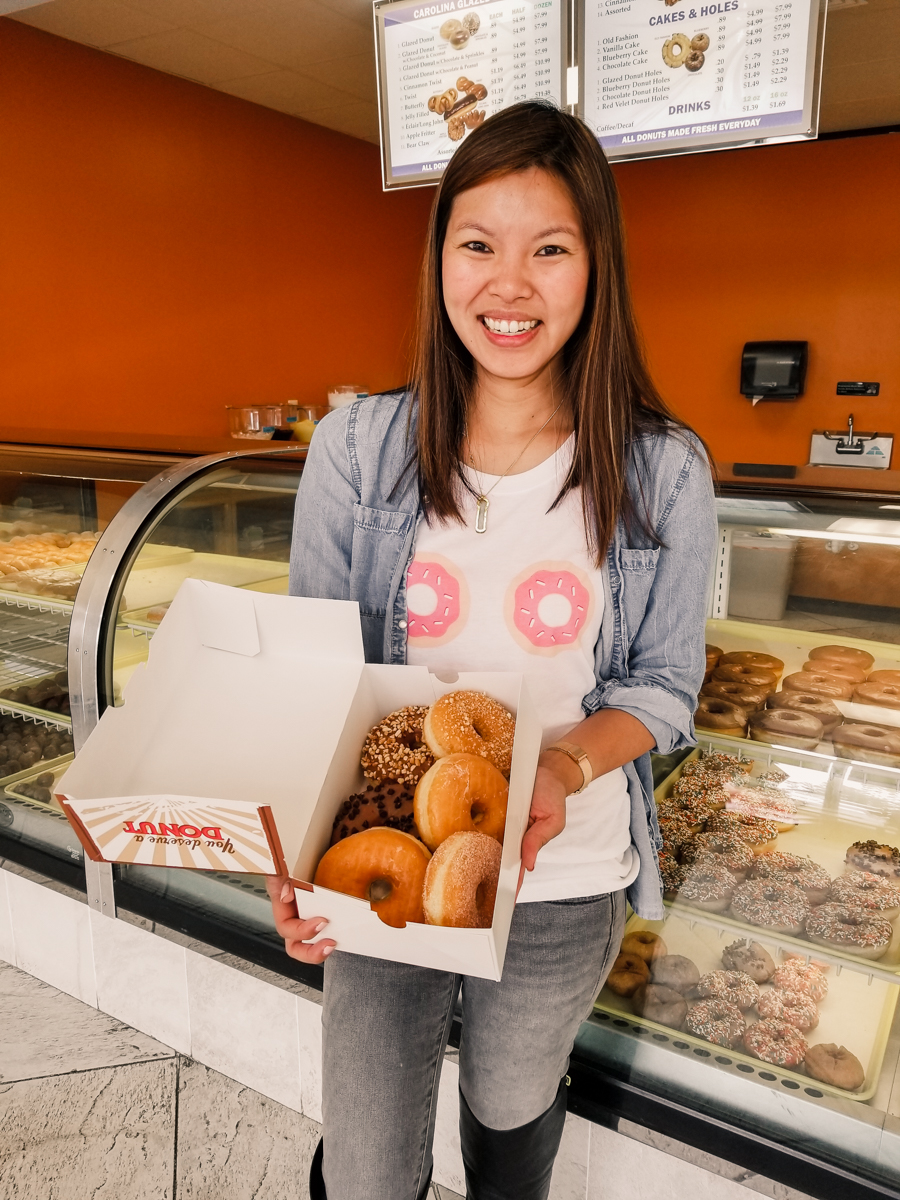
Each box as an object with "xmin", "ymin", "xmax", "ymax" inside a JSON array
[
  {"xmin": 424, "ymin": 690, "xmax": 516, "ymax": 776},
  {"xmin": 658, "ymin": 850, "xmax": 686, "ymax": 898},
  {"xmin": 752, "ymin": 853, "xmax": 832, "ymax": 906},
  {"xmin": 658, "ymin": 813, "xmax": 696, "ymax": 853},
  {"xmin": 684, "ymin": 999, "xmax": 745, "ymax": 1047},
  {"xmin": 706, "ymin": 810, "xmax": 779, "ymax": 852},
  {"xmin": 723, "ymin": 783, "xmax": 797, "ymax": 832},
  {"xmin": 731, "ymin": 878, "xmax": 810, "ymax": 934},
  {"xmin": 681, "ymin": 833, "xmax": 755, "ymax": 879},
  {"xmin": 772, "ymin": 961, "xmax": 828, "ymax": 1002},
  {"xmin": 830, "ymin": 870, "xmax": 900, "ymax": 916},
  {"xmin": 678, "ymin": 860, "xmax": 738, "ymax": 912},
  {"xmin": 698, "ymin": 751, "xmax": 752, "ymax": 777},
  {"xmin": 743, "ymin": 1019, "xmax": 808, "ymax": 1067},
  {"xmin": 757, "ymin": 988, "xmax": 819, "ymax": 1031},
  {"xmin": 361, "ymin": 706, "xmax": 435, "ymax": 786},
  {"xmin": 806, "ymin": 903, "xmax": 893, "ymax": 959},
  {"xmin": 695, "ymin": 969, "xmax": 760, "ymax": 1010}
]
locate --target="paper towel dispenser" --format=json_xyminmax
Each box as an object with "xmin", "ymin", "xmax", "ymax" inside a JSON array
[{"xmin": 741, "ymin": 341, "xmax": 808, "ymax": 403}]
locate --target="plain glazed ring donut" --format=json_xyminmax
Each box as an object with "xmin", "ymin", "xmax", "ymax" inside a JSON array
[
  {"xmin": 695, "ymin": 969, "xmax": 760, "ymax": 1010},
  {"xmin": 731, "ymin": 878, "xmax": 810, "ymax": 935},
  {"xmin": 422, "ymin": 831, "xmax": 501, "ymax": 928},
  {"xmin": 802, "ymin": 659, "xmax": 867, "ymax": 686},
  {"xmin": 713, "ymin": 664, "xmax": 778, "ymax": 690},
  {"xmin": 720, "ymin": 651, "xmax": 784, "ymax": 681},
  {"xmin": 809, "ymin": 644, "xmax": 875, "ymax": 672},
  {"xmin": 684, "ymin": 999, "xmax": 744, "ymax": 1047},
  {"xmin": 694, "ymin": 697, "xmax": 748, "ymax": 738},
  {"xmin": 650, "ymin": 954, "xmax": 701, "ymax": 994},
  {"xmin": 361, "ymin": 706, "xmax": 434, "ymax": 786},
  {"xmin": 749, "ymin": 708, "xmax": 823, "ymax": 750},
  {"xmin": 783, "ymin": 671, "xmax": 853, "ymax": 699},
  {"xmin": 868, "ymin": 670, "xmax": 900, "ymax": 686},
  {"xmin": 757, "ymin": 988, "xmax": 819, "ymax": 1031},
  {"xmin": 853, "ymin": 682, "xmax": 900, "ymax": 710},
  {"xmin": 743, "ymin": 1019, "xmax": 808, "ymax": 1067},
  {"xmin": 804, "ymin": 1043, "xmax": 865, "ymax": 1090},
  {"xmin": 414, "ymin": 752, "xmax": 508, "ymax": 850},
  {"xmin": 829, "ymin": 870, "xmax": 900, "ymax": 918},
  {"xmin": 606, "ymin": 951, "xmax": 650, "ymax": 996},
  {"xmin": 832, "ymin": 723, "xmax": 900, "ymax": 768},
  {"xmin": 424, "ymin": 690, "xmax": 516, "ymax": 776},
  {"xmin": 632, "ymin": 982, "xmax": 687, "ymax": 1027},
  {"xmin": 314, "ymin": 827, "xmax": 431, "ymax": 927},
  {"xmin": 805, "ymin": 903, "xmax": 893, "ymax": 959},
  {"xmin": 621, "ymin": 929, "xmax": 668, "ymax": 963},
  {"xmin": 772, "ymin": 961, "xmax": 828, "ymax": 1002},
  {"xmin": 700, "ymin": 681, "xmax": 769, "ymax": 712},
  {"xmin": 766, "ymin": 690, "xmax": 842, "ymax": 733}
]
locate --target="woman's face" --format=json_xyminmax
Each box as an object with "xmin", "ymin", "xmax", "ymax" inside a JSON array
[{"xmin": 441, "ymin": 167, "xmax": 589, "ymax": 386}]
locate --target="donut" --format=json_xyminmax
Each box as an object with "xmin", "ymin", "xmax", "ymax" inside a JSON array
[
  {"xmin": 722, "ymin": 939, "xmax": 775, "ymax": 983},
  {"xmin": 706, "ymin": 811, "xmax": 778, "ymax": 853},
  {"xmin": 658, "ymin": 813, "xmax": 696, "ymax": 853},
  {"xmin": 422, "ymin": 831, "xmax": 501, "ymax": 928},
  {"xmin": 694, "ymin": 698, "xmax": 748, "ymax": 738},
  {"xmin": 743, "ymin": 1020, "xmax": 808, "ymax": 1067},
  {"xmin": 697, "ymin": 751, "xmax": 752, "ymax": 776},
  {"xmin": 752, "ymin": 853, "xmax": 832, "ymax": 906},
  {"xmin": 440, "ymin": 18, "xmax": 462, "ymax": 39},
  {"xmin": 713, "ymin": 664, "xmax": 778, "ymax": 690},
  {"xmin": 658, "ymin": 849, "xmax": 686, "ymax": 899},
  {"xmin": 330, "ymin": 780, "xmax": 416, "ymax": 845},
  {"xmin": 720, "ymin": 652, "xmax": 784, "ymax": 682},
  {"xmin": 700, "ymin": 682, "xmax": 769, "ymax": 713},
  {"xmin": 662, "ymin": 32, "xmax": 691, "ymax": 67},
  {"xmin": 314, "ymin": 828, "xmax": 431, "ymax": 927},
  {"xmin": 684, "ymin": 49, "xmax": 704, "ymax": 70},
  {"xmin": 829, "ymin": 871, "xmax": 900, "ymax": 918},
  {"xmin": 691, "ymin": 32, "xmax": 710, "ymax": 51},
  {"xmin": 406, "ymin": 558, "xmax": 464, "ymax": 644},
  {"xmin": 846, "ymin": 840, "xmax": 900, "ymax": 879},
  {"xmin": 672, "ymin": 772, "xmax": 728, "ymax": 812},
  {"xmin": 804, "ymin": 1044, "xmax": 865, "ymax": 1090},
  {"xmin": 809, "ymin": 644, "xmax": 875, "ymax": 672},
  {"xmin": 767, "ymin": 690, "xmax": 842, "ymax": 733},
  {"xmin": 657, "ymin": 801, "xmax": 703, "ymax": 835},
  {"xmin": 720, "ymin": 784, "xmax": 795, "ymax": 834},
  {"xmin": 695, "ymin": 969, "xmax": 760, "ymax": 1010},
  {"xmin": 868, "ymin": 670, "xmax": 900, "ymax": 686},
  {"xmin": 731, "ymin": 878, "xmax": 810, "ymax": 935},
  {"xmin": 749, "ymin": 708, "xmax": 823, "ymax": 750},
  {"xmin": 361, "ymin": 706, "xmax": 434, "ymax": 786},
  {"xmin": 679, "ymin": 861, "xmax": 738, "ymax": 912},
  {"xmin": 632, "ymin": 983, "xmax": 688, "ymax": 1028},
  {"xmin": 621, "ymin": 929, "xmax": 667, "ymax": 963},
  {"xmin": 650, "ymin": 954, "xmax": 700, "ymax": 994},
  {"xmin": 414, "ymin": 753, "xmax": 508, "ymax": 850},
  {"xmin": 783, "ymin": 671, "xmax": 853, "ymax": 699},
  {"xmin": 757, "ymin": 988, "xmax": 819, "ymax": 1031},
  {"xmin": 508, "ymin": 565, "xmax": 593, "ymax": 654},
  {"xmin": 805, "ymin": 903, "xmax": 893, "ymax": 959},
  {"xmin": 684, "ymin": 999, "xmax": 745, "ymax": 1048},
  {"xmin": 424, "ymin": 690, "xmax": 516, "ymax": 776},
  {"xmin": 772, "ymin": 961, "xmax": 828, "ymax": 1002},
  {"xmin": 780, "ymin": 951, "xmax": 832, "ymax": 975},
  {"xmin": 606, "ymin": 951, "xmax": 649, "ymax": 996},
  {"xmin": 853, "ymin": 682, "xmax": 900, "ymax": 710},
  {"xmin": 706, "ymin": 644, "xmax": 723, "ymax": 673},
  {"xmin": 802, "ymin": 660, "xmax": 867, "ymax": 686},
  {"xmin": 757, "ymin": 766, "xmax": 788, "ymax": 783},
  {"xmin": 832, "ymin": 723, "xmax": 900, "ymax": 768},
  {"xmin": 681, "ymin": 833, "xmax": 755, "ymax": 880}
]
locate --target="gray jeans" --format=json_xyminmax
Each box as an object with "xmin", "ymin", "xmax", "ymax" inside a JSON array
[{"xmin": 321, "ymin": 889, "xmax": 626, "ymax": 1200}]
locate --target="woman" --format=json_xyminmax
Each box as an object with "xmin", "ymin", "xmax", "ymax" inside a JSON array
[{"xmin": 267, "ymin": 101, "xmax": 716, "ymax": 1200}]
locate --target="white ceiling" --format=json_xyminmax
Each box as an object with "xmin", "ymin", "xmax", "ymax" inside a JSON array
[{"xmin": 8, "ymin": 0, "xmax": 900, "ymax": 143}]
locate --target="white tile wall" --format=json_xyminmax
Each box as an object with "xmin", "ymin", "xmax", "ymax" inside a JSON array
[
  {"xmin": 0, "ymin": 869, "xmax": 14, "ymax": 964},
  {"xmin": 5, "ymin": 871, "xmax": 96, "ymax": 1005}
]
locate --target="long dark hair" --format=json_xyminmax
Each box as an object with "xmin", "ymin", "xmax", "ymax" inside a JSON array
[{"xmin": 410, "ymin": 100, "xmax": 701, "ymax": 564}]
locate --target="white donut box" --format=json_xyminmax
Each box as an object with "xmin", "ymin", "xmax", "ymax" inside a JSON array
[{"xmin": 57, "ymin": 579, "xmax": 541, "ymax": 980}]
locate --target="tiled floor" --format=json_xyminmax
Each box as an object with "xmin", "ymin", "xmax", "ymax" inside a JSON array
[{"xmin": 748, "ymin": 607, "xmax": 900, "ymax": 645}]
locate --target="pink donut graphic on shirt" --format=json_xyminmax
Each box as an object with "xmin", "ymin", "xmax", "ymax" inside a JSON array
[
  {"xmin": 505, "ymin": 562, "xmax": 594, "ymax": 656},
  {"xmin": 406, "ymin": 554, "xmax": 469, "ymax": 646}
]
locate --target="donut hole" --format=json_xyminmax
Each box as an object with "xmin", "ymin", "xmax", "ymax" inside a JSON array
[{"xmin": 367, "ymin": 878, "xmax": 393, "ymax": 903}]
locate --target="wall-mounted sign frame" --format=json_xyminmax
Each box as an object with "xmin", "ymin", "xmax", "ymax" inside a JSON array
[{"xmin": 374, "ymin": 0, "xmax": 568, "ymax": 189}]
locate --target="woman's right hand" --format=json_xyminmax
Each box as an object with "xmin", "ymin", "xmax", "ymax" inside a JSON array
[{"xmin": 265, "ymin": 877, "xmax": 336, "ymax": 965}]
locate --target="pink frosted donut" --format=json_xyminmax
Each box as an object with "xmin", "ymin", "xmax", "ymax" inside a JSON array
[
  {"xmin": 406, "ymin": 557, "xmax": 464, "ymax": 644},
  {"xmin": 508, "ymin": 564, "xmax": 592, "ymax": 653}
]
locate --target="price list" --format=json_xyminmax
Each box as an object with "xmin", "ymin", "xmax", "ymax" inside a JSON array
[
  {"xmin": 376, "ymin": 0, "xmax": 565, "ymax": 188},
  {"xmin": 581, "ymin": 0, "xmax": 820, "ymax": 160}
]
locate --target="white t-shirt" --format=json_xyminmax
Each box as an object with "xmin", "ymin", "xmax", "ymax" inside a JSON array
[{"xmin": 406, "ymin": 436, "xmax": 638, "ymax": 902}]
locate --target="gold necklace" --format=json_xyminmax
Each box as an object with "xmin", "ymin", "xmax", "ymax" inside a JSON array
[{"xmin": 466, "ymin": 397, "xmax": 565, "ymax": 534}]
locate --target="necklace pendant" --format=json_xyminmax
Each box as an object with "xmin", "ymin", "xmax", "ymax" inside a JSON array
[{"xmin": 474, "ymin": 495, "xmax": 489, "ymax": 534}]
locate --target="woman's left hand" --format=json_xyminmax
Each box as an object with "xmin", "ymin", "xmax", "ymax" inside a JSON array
[{"xmin": 518, "ymin": 762, "xmax": 568, "ymax": 893}]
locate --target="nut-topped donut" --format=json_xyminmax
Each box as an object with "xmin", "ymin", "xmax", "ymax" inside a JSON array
[
  {"xmin": 361, "ymin": 706, "xmax": 434, "ymax": 786},
  {"xmin": 809, "ymin": 644, "xmax": 875, "ymax": 672},
  {"xmin": 424, "ymin": 690, "xmax": 515, "ymax": 776}
]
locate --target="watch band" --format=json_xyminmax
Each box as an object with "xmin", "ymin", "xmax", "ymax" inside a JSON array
[{"xmin": 545, "ymin": 742, "xmax": 593, "ymax": 795}]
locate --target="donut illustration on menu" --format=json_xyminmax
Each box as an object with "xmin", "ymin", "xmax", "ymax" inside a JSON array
[
  {"xmin": 663, "ymin": 32, "xmax": 709, "ymax": 70},
  {"xmin": 505, "ymin": 563, "xmax": 594, "ymax": 656},
  {"xmin": 427, "ymin": 77, "xmax": 489, "ymax": 142}
]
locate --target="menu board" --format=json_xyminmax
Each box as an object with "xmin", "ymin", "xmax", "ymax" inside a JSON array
[
  {"xmin": 581, "ymin": 0, "xmax": 822, "ymax": 160},
  {"xmin": 375, "ymin": 0, "xmax": 566, "ymax": 189}
]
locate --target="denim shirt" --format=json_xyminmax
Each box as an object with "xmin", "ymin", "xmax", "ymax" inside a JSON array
[{"xmin": 289, "ymin": 391, "xmax": 717, "ymax": 919}]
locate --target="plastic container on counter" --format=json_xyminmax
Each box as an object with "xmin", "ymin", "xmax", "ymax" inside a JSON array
[{"xmin": 327, "ymin": 385, "xmax": 368, "ymax": 409}]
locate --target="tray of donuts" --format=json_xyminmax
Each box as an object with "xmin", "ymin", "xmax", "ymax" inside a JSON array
[
  {"xmin": 698, "ymin": 642, "xmax": 900, "ymax": 767},
  {"xmin": 656, "ymin": 746, "xmax": 900, "ymax": 975},
  {"xmin": 595, "ymin": 913, "xmax": 898, "ymax": 1102}
]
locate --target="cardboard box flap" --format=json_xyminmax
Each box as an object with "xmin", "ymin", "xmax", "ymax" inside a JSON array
[{"xmin": 190, "ymin": 579, "xmax": 259, "ymax": 657}]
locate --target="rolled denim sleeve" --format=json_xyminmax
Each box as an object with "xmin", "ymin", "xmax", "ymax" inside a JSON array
[{"xmin": 584, "ymin": 438, "xmax": 717, "ymax": 754}]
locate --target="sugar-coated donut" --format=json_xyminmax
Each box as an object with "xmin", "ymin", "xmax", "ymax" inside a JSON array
[
  {"xmin": 731, "ymin": 878, "xmax": 810, "ymax": 935},
  {"xmin": 805, "ymin": 903, "xmax": 892, "ymax": 959},
  {"xmin": 632, "ymin": 982, "xmax": 687, "ymax": 1027},
  {"xmin": 361, "ymin": 706, "xmax": 434, "ymax": 785},
  {"xmin": 606, "ymin": 951, "xmax": 650, "ymax": 996},
  {"xmin": 414, "ymin": 752, "xmax": 508, "ymax": 850},
  {"xmin": 767, "ymin": 690, "xmax": 842, "ymax": 733},
  {"xmin": 749, "ymin": 708, "xmax": 823, "ymax": 750},
  {"xmin": 772, "ymin": 961, "xmax": 828, "ymax": 1002},
  {"xmin": 743, "ymin": 1019, "xmax": 808, "ymax": 1067},
  {"xmin": 783, "ymin": 671, "xmax": 853, "ymax": 699},
  {"xmin": 853, "ymin": 682, "xmax": 900, "ymax": 710},
  {"xmin": 830, "ymin": 870, "xmax": 900, "ymax": 918},
  {"xmin": 422, "ymin": 831, "xmax": 501, "ymax": 928},
  {"xmin": 695, "ymin": 969, "xmax": 760, "ymax": 1010},
  {"xmin": 314, "ymin": 827, "xmax": 431, "ymax": 927},
  {"xmin": 720, "ymin": 652, "xmax": 784, "ymax": 682},
  {"xmin": 700, "ymin": 681, "xmax": 769, "ymax": 712},
  {"xmin": 722, "ymin": 938, "xmax": 775, "ymax": 983},
  {"xmin": 713, "ymin": 664, "xmax": 778, "ymax": 690},
  {"xmin": 650, "ymin": 954, "xmax": 700, "ymax": 994},
  {"xmin": 621, "ymin": 929, "xmax": 667, "ymax": 963},
  {"xmin": 846, "ymin": 840, "xmax": 900, "ymax": 879},
  {"xmin": 832, "ymin": 723, "xmax": 900, "ymax": 768},
  {"xmin": 695, "ymin": 697, "xmax": 748, "ymax": 737},
  {"xmin": 757, "ymin": 988, "xmax": 819, "ymax": 1031},
  {"xmin": 684, "ymin": 999, "xmax": 744, "ymax": 1047},
  {"xmin": 868, "ymin": 670, "xmax": 900, "ymax": 686},
  {"xmin": 809, "ymin": 644, "xmax": 875, "ymax": 672},
  {"xmin": 801, "ymin": 660, "xmax": 867, "ymax": 686},
  {"xmin": 805, "ymin": 1043, "xmax": 865, "ymax": 1090},
  {"xmin": 424, "ymin": 690, "xmax": 515, "ymax": 776}
]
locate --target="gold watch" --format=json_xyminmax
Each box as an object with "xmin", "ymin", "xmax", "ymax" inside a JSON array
[{"xmin": 545, "ymin": 742, "xmax": 593, "ymax": 795}]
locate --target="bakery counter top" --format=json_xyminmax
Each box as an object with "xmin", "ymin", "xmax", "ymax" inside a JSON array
[
  {"xmin": 717, "ymin": 462, "xmax": 900, "ymax": 497},
  {"xmin": 0, "ymin": 427, "xmax": 309, "ymax": 463}
]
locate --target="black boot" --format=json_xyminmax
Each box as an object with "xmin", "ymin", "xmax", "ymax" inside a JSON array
[
  {"xmin": 308, "ymin": 1138, "xmax": 433, "ymax": 1199},
  {"xmin": 459, "ymin": 1078, "xmax": 568, "ymax": 1200}
]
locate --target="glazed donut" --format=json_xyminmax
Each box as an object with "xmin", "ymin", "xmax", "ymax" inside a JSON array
[
  {"xmin": 720, "ymin": 652, "xmax": 784, "ymax": 682},
  {"xmin": 783, "ymin": 671, "xmax": 853, "ymax": 699},
  {"xmin": 684, "ymin": 49, "xmax": 704, "ymax": 70},
  {"xmin": 829, "ymin": 871, "xmax": 900, "ymax": 918},
  {"xmin": 868, "ymin": 670, "xmax": 900, "ymax": 686},
  {"xmin": 422, "ymin": 831, "xmax": 501, "ymax": 928},
  {"xmin": 691, "ymin": 32, "xmax": 711, "ymax": 51},
  {"xmin": 804, "ymin": 1043, "xmax": 865, "ymax": 1090},
  {"xmin": 706, "ymin": 811, "xmax": 778, "ymax": 853},
  {"xmin": 314, "ymin": 828, "xmax": 431, "ymax": 927},
  {"xmin": 743, "ymin": 1019, "xmax": 808, "ymax": 1067},
  {"xmin": 679, "ymin": 860, "xmax": 738, "ymax": 912},
  {"xmin": 832, "ymin": 723, "xmax": 900, "ymax": 768},
  {"xmin": 621, "ymin": 929, "xmax": 667, "ymax": 963},
  {"xmin": 658, "ymin": 850, "xmax": 686, "ymax": 899},
  {"xmin": 662, "ymin": 32, "xmax": 691, "ymax": 66},
  {"xmin": 632, "ymin": 982, "xmax": 687, "ymax": 1027},
  {"xmin": 681, "ymin": 833, "xmax": 755, "ymax": 881},
  {"xmin": 330, "ymin": 780, "xmax": 416, "ymax": 845},
  {"xmin": 694, "ymin": 698, "xmax": 748, "ymax": 738},
  {"xmin": 700, "ymin": 681, "xmax": 769, "ymax": 713},
  {"xmin": 767, "ymin": 690, "xmax": 842, "ymax": 734},
  {"xmin": 706, "ymin": 644, "xmax": 723, "ymax": 673},
  {"xmin": 722, "ymin": 938, "xmax": 775, "ymax": 983},
  {"xmin": 414, "ymin": 752, "xmax": 508, "ymax": 851},
  {"xmin": 731, "ymin": 878, "xmax": 810, "ymax": 935},
  {"xmin": 684, "ymin": 999, "xmax": 744, "ymax": 1047},
  {"xmin": 749, "ymin": 708, "xmax": 823, "ymax": 750},
  {"xmin": 752, "ymin": 853, "xmax": 832, "ymax": 906},
  {"xmin": 361, "ymin": 706, "xmax": 434, "ymax": 786},
  {"xmin": 695, "ymin": 969, "xmax": 760, "ymax": 1010},
  {"xmin": 805, "ymin": 903, "xmax": 893, "ymax": 959},
  {"xmin": 809, "ymin": 644, "xmax": 875, "ymax": 672},
  {"xmin": 846, "ymin": 840, "xmax": 900, "ymax": 879},
  {"xmin": 713, "ymin": 664, "xmax": 778, "ymax": 690},
  {"xmin": 802, "ymin": 660, "xmax": 866, "ymax": 686},
  {"xmin": 853, "ymin": 682, "xmax": 900, "ymax": 710},
  {"xmin": 772, "ymin": 960, "xmax": 828, "ymax": 1002},
  {"xmin": 650, "ymin": 954, "xmax": 700, "ymax": 994},
  {"xmin": 606, "ymin": 951, "xmax": 649, "ymax": 996},
  {"xmin": 424, "ymin": 690, "xmax": 516, "ymax": 776},
  {"xmin": 757, "ymin": 988, "xmax": 819, "ymax": 1031}
]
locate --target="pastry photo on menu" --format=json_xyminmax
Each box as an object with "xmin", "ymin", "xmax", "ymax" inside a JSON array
[
  {"xmin": 427, "ymin": 77, "xmax": 489, "ymax": 143},
  {"xmin": 662, "ymin": 32, "xmax": 709, "ymax": 71}
]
